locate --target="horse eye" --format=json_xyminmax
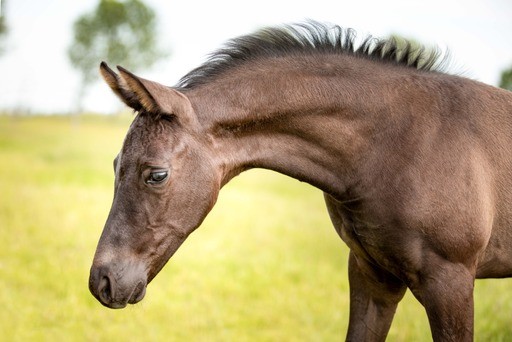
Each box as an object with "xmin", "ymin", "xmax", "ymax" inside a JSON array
[{"xmin": 146, "ymin": 170, "xmax": 168, "ymax": 185}]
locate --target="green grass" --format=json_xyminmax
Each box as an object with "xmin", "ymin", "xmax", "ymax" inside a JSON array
[{"xmin": 0, "ymin": 115, "xmax": 511, "ymax": 341}]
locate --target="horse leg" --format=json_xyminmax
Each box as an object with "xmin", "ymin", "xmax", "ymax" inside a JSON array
[
  {"xmin": 346, "ymin": 252, "xmax": 407, "ymax": 342},
  {"xmin": 408, "ymin": 260, "xmax": 475, "ymax": 342}
]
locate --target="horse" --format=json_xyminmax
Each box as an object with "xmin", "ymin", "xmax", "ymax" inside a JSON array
[{"xmin": 88, "ymin": 22, "xmax": 512, "ymax": 341}]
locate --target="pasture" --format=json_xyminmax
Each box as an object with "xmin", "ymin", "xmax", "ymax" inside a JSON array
[{"xmin": 0, "ymin": 114, "xmax": 511, "ymax": 340}]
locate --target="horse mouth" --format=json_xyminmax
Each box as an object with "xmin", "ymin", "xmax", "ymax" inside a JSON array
[{"xmin": 98, "ymin": 281, "xmax": 147, "ymax": 309}]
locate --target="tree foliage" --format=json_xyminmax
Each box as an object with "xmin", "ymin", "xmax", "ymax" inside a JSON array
[
  {"xmin": 499, "ymin": 66, "xmax": 512, "ymax": 91},
  {"xmin": 387, "ymin": 34, "xmax": 440, "ymax": 69},
  {"xmin": 68, "ymin": 0, "xmax": 165, "ymax": 87},
  {"xmin": 0, "ymin": 0, "xmax": 8, "ymax": 55}
]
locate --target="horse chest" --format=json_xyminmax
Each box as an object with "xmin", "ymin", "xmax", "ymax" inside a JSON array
[{"xmin": 324, "ymin": 194, "xmax": 408, "ymax": 272}]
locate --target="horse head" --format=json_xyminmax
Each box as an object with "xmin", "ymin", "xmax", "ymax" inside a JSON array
[{"xmin": 89, "ymin": 63, "xmax": 221, "ymax": 308}]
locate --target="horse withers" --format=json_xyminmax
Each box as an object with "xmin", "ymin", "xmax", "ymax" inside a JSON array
[{"xmin": 89, "ymin": 22, "xmax": 512, "ymax": 341}]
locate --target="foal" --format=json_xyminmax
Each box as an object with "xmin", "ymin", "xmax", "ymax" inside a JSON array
[{"xmin": 89, "ymin": 22, "xmax": 512, "ymax": 341}]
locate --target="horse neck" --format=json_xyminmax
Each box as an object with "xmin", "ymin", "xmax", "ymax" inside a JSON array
[{"xmin": 185, "ymin": 56, "xmax": 407, "ymax": 197}]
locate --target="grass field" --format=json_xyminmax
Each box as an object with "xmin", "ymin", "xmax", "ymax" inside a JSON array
[{"xmin": 1, "ymin": 114, "xmax": 511, "ymax": 341}]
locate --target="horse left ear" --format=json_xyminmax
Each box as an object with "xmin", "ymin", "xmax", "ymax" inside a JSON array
[{"xmin": 116, "ymin": 66, "xmax": 198, "ymax": 127}]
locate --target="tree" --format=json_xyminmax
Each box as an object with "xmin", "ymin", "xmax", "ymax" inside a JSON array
[
  {"xmin": 499, "ymin": 66, "xmax": 512, "ymax": 91},
  {"xmin": 0, "ymin": 0, "xmax": 7, "ymax": 55},
  {"xmin": 387, "ymin": 34, "xmax": 441, "ymax": 70},
  {"xmin": 68, "ymin": 0, "xmax": 166, "ymax": 111}
]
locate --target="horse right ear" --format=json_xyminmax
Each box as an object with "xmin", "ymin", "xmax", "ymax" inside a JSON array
[{"xmin": 99, "ymin": 62, "xmax": 143, "ymax": 111}]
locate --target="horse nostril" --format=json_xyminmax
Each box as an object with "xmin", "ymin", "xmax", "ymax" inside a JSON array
[
  {"xmin": 128, "ymin": 281, "xmax": 147, "ymax": 304},
  {"xmin": 98, "ymin": 275, "xmax": 113, "ymax": 304}
]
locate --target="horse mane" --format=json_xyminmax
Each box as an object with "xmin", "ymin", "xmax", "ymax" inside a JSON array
[{"xmin": 177, "ymin": 21, "xmax": 446, "ymax": 89}]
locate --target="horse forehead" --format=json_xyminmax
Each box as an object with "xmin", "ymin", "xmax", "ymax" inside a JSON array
[{"xmin": 122, "ymin": 117, "xmax": 174, "ymax": 159}]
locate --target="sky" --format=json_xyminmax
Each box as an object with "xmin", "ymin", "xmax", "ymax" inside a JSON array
[{"xmin": 0, "ymin": 0, "xmax": 511, "ymax": 114}]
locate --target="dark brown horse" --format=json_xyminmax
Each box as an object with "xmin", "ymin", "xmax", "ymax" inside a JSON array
[{"xmin": 89, "ymin": 22, "xmax": 512, "ymax": 341}]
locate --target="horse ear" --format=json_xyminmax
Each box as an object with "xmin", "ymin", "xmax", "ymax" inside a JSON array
[
  {"xmin": 99, "ymin": 62, "xmax": 142, "ymax": 111},
  {"xmin": 116, "ymin": 66, "xmax": 198, "ymax": 127}
]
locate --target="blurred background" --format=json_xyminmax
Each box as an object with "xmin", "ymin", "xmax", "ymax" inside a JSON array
[{"xmin": 0, "ymin": 0, "xmax": 511, "ymax": 340}]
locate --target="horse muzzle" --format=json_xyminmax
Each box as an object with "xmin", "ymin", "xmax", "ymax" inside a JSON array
[{"xmin": 89, "ymin": 263, "xmax": 147, "ymax": 309}]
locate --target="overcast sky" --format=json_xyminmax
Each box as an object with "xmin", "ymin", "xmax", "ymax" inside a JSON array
[{"xmin": 0, "ymin": 0, "xmax": 511, "ymax": 113}]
